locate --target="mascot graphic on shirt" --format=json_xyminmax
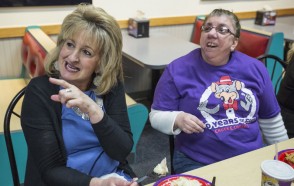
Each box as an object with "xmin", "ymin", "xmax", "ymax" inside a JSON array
[{"xmin": 198, "ymin": 75, "xmax": 257, "ymax": 133}]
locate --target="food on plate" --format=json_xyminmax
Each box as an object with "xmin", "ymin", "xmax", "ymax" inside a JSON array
[
  {"xmin": 154, "ymin": 175, "xmax": 212, "ymax": 186},
  {"xmin": 285, "ymin": 152, "xmax": 294, "ymax": 164},
  {"xmin": 170, "ymin": 177, "xmax": 202, "ymax": 186},
  {"xmin": 153, "ymin": 157, "xmax": 169, "ymax": 176}
]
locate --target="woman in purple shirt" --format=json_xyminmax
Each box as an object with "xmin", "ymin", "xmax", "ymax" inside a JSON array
[{"xmin": 150, "ymin": 9, "xmax": 288, "ymax": 173}]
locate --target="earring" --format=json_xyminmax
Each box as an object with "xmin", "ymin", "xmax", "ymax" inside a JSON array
[
  {"xmin": 54, "ymin": 61, "xmax": 59, "ymax": 71},
  {"xmin": 93, "ymin": 73, "xmax": 101, "ymax": 87}
]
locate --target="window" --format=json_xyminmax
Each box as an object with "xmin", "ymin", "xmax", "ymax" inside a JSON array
[{"xmin": 0, "ymin": 0, "xmax": 92, "ymax": 7}]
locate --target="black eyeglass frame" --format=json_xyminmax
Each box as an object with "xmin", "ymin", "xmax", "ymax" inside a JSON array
[{"xmin": 201, "ymin": 25, "xmax": 237, "ymax": 37}]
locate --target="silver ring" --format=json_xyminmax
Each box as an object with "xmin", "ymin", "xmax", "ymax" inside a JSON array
[{"xmin": 65, "ymin": 88, "xmax": 72, "ymax": 93}]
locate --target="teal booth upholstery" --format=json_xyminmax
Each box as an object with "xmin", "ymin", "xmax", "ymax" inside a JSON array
[
  {"xmin": 264, "ymin": 32, "xmax": 285, "ymax": 94},
  {"xmin": 127, "ymin": 103, "xmax": 149, "ymax": 162},
  {"xmin": 0, "ymin": 131, "xmax": 27, "ymax": 186}
]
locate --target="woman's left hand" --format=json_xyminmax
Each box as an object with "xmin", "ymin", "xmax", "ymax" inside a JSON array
[
  {"xmin": 49, "ymin": 77, "xmax": 104, "ymax": 124},
  {"xmin": 174, "ymin": 112, "xmax": 205, "ymax": 134}
]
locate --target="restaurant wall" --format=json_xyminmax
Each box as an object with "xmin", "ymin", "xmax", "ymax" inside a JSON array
[
  {"xmin": 0, "ymin": 0, "xmax": 294, "ymax": 28},
  {"xmin": 0, "ymin": 0, "xmax": 293, "ymax": 80}
]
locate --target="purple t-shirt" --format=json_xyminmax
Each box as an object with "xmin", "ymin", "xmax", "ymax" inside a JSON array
[{"xmin": 152, "ymin": 48, "xmax": 280, "ymax": 164}]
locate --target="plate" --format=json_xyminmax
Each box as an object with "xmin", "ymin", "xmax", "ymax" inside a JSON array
[
  {"xmin": 275, "ymin": 149, "xmax": 294, "ymax": 168},
  {"xmin": 153, "ymin": 174, "xmax": 211, "ymax": 186}
]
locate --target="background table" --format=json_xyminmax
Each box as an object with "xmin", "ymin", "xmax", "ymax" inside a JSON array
[
  {"xmin": 0, "ymin": 79, "xmax": 27, "ymax": 132},
  {"xmin": 122, "ymin": 30, "xmax": 199, "ymax": 69},
  {"xmin": 146, "ymin": 138, "xmax": 294, "ymax": 186},
  {"xmin": 241, "ymin": 16, "xmax": 294, "ymax": 42},
  {"xmin": 122, "ymin": 30, "xmax": 199, "ymax": 99}
]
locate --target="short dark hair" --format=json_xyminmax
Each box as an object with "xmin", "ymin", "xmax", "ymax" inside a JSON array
[{"xmin": 203, "ymin": 8, "xmax": 241, "ymax": 38}]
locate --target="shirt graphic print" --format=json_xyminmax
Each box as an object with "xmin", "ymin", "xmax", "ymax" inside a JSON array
[{"xmin": 197, "ymin": 75, "xmax": 257, "ymax": 135}]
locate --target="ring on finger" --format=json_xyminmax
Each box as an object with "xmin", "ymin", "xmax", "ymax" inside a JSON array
[{"xmin": 65, "ymin": 88, "xmax": 72, "ymax": 93}]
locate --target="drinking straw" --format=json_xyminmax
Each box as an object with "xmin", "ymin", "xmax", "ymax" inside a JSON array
[
  {"xmin": 275, "ymin": 142, "xmax": 278, "ymax": 161},
  {"xmin": 211, "ymin": 176, "xmax": 216, "ymax": 186}
]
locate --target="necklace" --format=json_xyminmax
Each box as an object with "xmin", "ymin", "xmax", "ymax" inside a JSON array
[
  {"xmin": 72, "ymin": 107, "xmax": 90, "ymax": 120},
  {"xmin": 71, "ymin": 95, "xmax": 104, "ymax": 121}
]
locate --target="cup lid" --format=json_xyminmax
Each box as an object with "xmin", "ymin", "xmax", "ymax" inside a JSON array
[{"xmin": 261, "ymin": 160, "xmax": 294, "ymax": 181}]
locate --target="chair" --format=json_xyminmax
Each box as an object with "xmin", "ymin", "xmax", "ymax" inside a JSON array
[
  {"xmin": 127, "ymin": 103, "xmax": 148, "ymax": 162},
  {"xmin": 257, "ymin": 54, "xmax": 288, "ymax": 94},
  {"xmin": 2, "ymin": 87, "xmax": 27, "ymax": 186},
  {"xmin": 169, "ymin": 135, "xmax": 175, "ymax": 174},
  {"xmin": 236, "ymin": 29, "xmax": 284, "ymax": 60},
  {"xmin": 236, "ymin": 30, "xmax": 269, "ymax": 58},
  {"xmin": 191, "ymin": 17, "xmax": 204, "ymax": 45}
]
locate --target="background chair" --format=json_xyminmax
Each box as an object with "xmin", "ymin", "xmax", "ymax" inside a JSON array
[
  {"xmin": 191, "ymin": 17, "xmax": 204, "ymax": 45},
  {"xmin": 168, "ymin": 135, "xmax": 175, "ymax": 174},
  {"xmin": 2, "ymin": 87, "xmax": 27, "ymax": 186},
  {"xmin": 257, "ymin": 54, "xmax": 288, "ymax": 94},
  {"xmin": 236, "ymin": 29, "xmax": 284, "ymax": 60},
  {"xmin": 235, "ymin": 30, "xmax": 269, "ymax": 58}
]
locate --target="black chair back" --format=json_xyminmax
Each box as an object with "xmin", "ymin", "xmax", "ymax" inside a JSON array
[
  {"xmin": 257, "ymin": 54, "xmax": 288, "ymax": 94},
  {"xmin": 4, "ymin": 87, "xmax": 26, "ymax": 186}
]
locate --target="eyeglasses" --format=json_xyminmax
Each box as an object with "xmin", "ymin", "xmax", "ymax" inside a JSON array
[{"xmin": 201, "ymin": 25, "xmax": 236, "ymax": 37}]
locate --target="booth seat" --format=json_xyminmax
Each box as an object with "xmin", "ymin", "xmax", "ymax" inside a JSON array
[
  {"xmin": 190, "ymin": 17, "xmax": 203, "ymax": 45},
  {"xmin": 235, "ymin": 29, "xmax": 284, "ymax": 60},
  {"xmin": 0, "ymin": 131, "xmax": 27, "ymax": 186}
]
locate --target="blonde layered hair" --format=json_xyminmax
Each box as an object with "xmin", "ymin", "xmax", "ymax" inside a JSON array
[
  {"xmin": 287, "ymin": 42, "xmax": 294, "ymax": 64},
  {"xmin": 44, "ymin": 3, "xmax": 123, "ymax": 95}
]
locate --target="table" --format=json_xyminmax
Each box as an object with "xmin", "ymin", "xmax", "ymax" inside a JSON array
[
  {"xmin": 241, "ymin": 16, "xmax": 294, "ymax": 42},
  {"xmin": 0, "ymin": 79, "xmax": 27, "ymax": 132},
  {"xmin": 0, "ymin": 78, "xmax": 135, "ymax": 133},
  {"xmin": 146, "ymin": 138, "xmax": 294, "ymax": 186},
  {"xmin": 122, "ymin": 30, "xmax": 199, "ymax": 70},
  {"xmin": 122, "ymin": 30, "xmax": 199, "ymax": 99}
]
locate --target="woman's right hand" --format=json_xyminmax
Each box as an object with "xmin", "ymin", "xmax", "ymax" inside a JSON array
[
  {"xmin": 49, "ymin": 77, "xmax": 104, "ymax": 124},
  {"xmin": 174, "ymin": 112, "xmax": 205, "ymax": 134},
  {"xmin": 90, "ymin": 177, "xmax": 139, "ymax": 186}
]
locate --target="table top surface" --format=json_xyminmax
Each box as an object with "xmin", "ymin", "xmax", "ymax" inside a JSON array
[
  {"xmin": 122, "ymin": 30, "xmax": 199, "ymax": 70},
  {"xmin": 146, "ymin": 138, "xmax": 294, "ymax": 186},
  {"xmin": 241, "ymin": 16, "xmax": 294, "ymax": 41},
  {"xmin": 0, "ymin": 79, "xmax": 27, "ymax": 133},
  {"xmin": 0, "ymin": 78, "xmax": 136, "ymax": 133}
]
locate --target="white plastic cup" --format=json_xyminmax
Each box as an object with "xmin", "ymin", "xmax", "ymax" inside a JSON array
[{"xmin": 261, "ymin": 160, "xmax": 294, "ymax": 186}]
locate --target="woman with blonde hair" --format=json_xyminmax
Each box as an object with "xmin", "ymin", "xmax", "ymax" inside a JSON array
[{"xmin": 21, "ymin": 4, "xmax": 138, "ymax": 186}]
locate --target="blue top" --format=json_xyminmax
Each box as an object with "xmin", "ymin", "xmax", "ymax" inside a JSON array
[
  {"xmin": 62, "ymin": 90, "xmax": 130, "ymax": 179},
  {"xmin": 152, "ymin": 48, "xmax": 280, "ymax": 164}
]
